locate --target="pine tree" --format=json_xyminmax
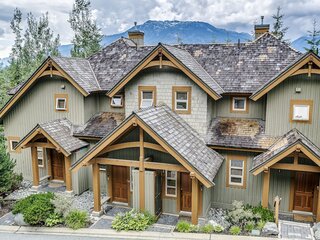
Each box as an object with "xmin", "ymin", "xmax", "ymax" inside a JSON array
[
  {"xmin": 272, "ymin": 6, "xmax": 288, "ymax": 41},
  {"xmin": 304, "ymin": 19, "xmax": 320, "ymax": 54},
  {"xmin": 69, "ymin": 0, "xmax": 102, "ymax": 58}
]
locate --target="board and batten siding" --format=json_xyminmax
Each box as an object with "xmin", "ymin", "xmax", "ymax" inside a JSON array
[
  {"xmin": 3, "ymin": 76, "xmax": 85, "ymax": 181},
  {"xmin": 265, "ymin": 74, "xmax": 320, "ymax": 147},
  {"xmin": 125, "ymin": 67, "xmax": 209, "ymax": 138}
]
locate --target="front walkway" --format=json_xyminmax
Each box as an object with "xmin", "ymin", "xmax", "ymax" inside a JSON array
[{"xmin": 279, "ymin": 220, "xmax": 313, "ymax": 239}]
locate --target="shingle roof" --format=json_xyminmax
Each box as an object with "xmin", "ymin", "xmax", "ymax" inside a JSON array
[
  {"xmin": 73, "ymin": 112, "xmax": 125, "ymax": 138},
  {"xmin": 251, "ymin": 128, "xmax": 320, "ymax": 171},
  {"xmin": 135, "ymin": 105, "xmax": 224, "ymax": 183},
  {"xmin": 206, "ymin": 118, "xmax": 278, "ymax": 150}
]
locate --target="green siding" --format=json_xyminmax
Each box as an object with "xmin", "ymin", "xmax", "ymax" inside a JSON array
[
  {"xmin": 84, "ymin": 95, "xmax": 98, "ymax": 122},
  {"xmin": 265, "ymin": 74, "xmax": 320, "ymax": 146},
  {"xmin": 163, "ymin": 198, "xmax": 177, "ymax": 214},
  {"xmin": 202, "ymin": 186, "xmax": 211, "ymax": 216}
]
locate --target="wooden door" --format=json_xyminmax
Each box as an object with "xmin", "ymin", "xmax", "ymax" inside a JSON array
[
  {"xmin": 294, "ymin": 172, "xmax": 319, "ymax": 212},
  {"xmin": 180, "ymin": 172, "xmax": 192, "ymax": 212},
  {"xmin": 112, "ymin": 166, "xmax": 129, "ymax": 203},
  {"xmin": 51, "ymin": 151, "xmax": 65, "ymax": 180}
]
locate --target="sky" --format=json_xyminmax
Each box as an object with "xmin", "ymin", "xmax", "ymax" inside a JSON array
[{"xmin": 0, "ymin": 0, "xmax": 319, "ymax": 57}]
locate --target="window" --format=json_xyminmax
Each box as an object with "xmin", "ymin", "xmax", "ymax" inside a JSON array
[
  {"xmin": 165, "ymin": 170, "xmax": 177, "ymax": 197},
  {"xmin": 111, "ymin": 95, "xmax": 124, "ymax": 107},
  {"xmin": 37, "ymin": 147, "xmax": 44, "ymax": 167},
  {"xmin": 138, "ymin": 86, "xmax": 156, "ymax": 109},
  {"xmin": 227, "ymin": 156, "xmax": 246, "ymax": 188},
  {"xmin": 8, "ymin": 136, "xmax": 21, "ymax": 153},
  {"xmin": 231, "ymin": 96, "xmax": 248, "ymax": 112},
  {"xmin": 172, "ymin": 86, "xmax": 191, "ymax": 114},
  {"xmin": 290, "ymin": 100, "xmax": 313, "ymax": 123},
  {"xmin": 54, "ymin": 94, "xmax": 68, "ymax": 111}
]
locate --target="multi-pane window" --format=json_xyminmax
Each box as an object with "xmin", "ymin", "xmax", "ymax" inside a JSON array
[
  {"xmin": 55, "ymin": 94, "xmax": 68, "ymax": 111},
  {"xmin": 111, "ymin": 95, "xmax": 123, "ymax": 107},
  {"xmin": 165, "ymin": 170, "xmax": 177, "ymax": 197},
  {"xmin": 37, "ymin": 147, "xmax": 44, "ymax": 167},
  {"xmin": 232, "ymin": 97, "xmax": 247, "ymax": 112},
  {"xmin": 172, "ymin": 86, "xmax": 191, "ymax": 114},
  {"xmin": 227, "ymin": 156, "xmax": 246, "ymax": 188},
  {"xmin": 139, "ymin": 86, "xmax": 156, "ymax": 109},
  {"xmin": 290, "ymin": 99, "xmax": 313, "ymax": 124}
]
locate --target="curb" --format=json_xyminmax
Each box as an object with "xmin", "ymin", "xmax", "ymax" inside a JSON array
[{"xmin": 0, "ymin": 225, "xmax": 275, "ymax": 240}]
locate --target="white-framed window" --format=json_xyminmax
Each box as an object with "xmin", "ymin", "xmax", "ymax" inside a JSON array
[
  {"xmin": 172, "ymin": 86, "xmax": 191, "ymax": 114},
  {"xmin": 111, "ymin": 95, "xmax": 123, "ymax": 107},
  {"xmin": 56, "ymin": 98, "xmax": 67, "ymax": 110},
  {"xmin": 165, "ymin": 170, "xmax": 177, "ymax": 197},
  {"xmin": 228, "ymin": 159, "xmax": 245, "ymax": 187},
  {"xmin": 292, "ymin": 105, "xmax": 310, "ymax": 121},
  {"xmin": 140, "ymin": 91, "xmax": 153, "ymax": 109},
  {"xmin": 9, "ymin": 140, "xmax": 19, "ymax": 152},
  {"xmin": 232, "ymin": 97, "xmax": 247, "ymax": 112},
  {"xmin": 175, "ymin": 92, "xmax": 188, "ymax": 110},
  {"xmin": 37, "ymin": 147, "xmax": 44, "ymax": 167}
]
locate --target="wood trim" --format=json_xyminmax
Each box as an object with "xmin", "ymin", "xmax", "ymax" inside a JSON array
[
  {"xmin": 110, "ymin": 95, "xmax": 124, "ymax": 108},
  {"xmin": 172, "ymin": 86, "xmax": 192, "ymax": 114},
  {"xmin": 226, "ymin": 155, "xmax": 247, "ymax": 189},
  {"xmin": 251, "ymin": 53, "xmax": 320, "ymax": 101},
  {"xmin": 54, "ymin": 93, "xmax": 69, "ymax": 112},
  {"xmin": 317, "ymin": 178, "xmax": 320, "ymax": 221},
  {"xmin": 191, "ymin": 176, "xmax": 199, "ymax": 224},
  {"xmin": 271, "ymin": 163, "xmax": 320, "ymax": 173},
  {"xmin": 289, "ymin": 172, "xmax": 295, "ymax": 211},
  {"xmin": 47, "ymin": 149, "xmax": 52, "ymax": 180},
  {"xmin": 107, "ymin": 166, "xmax": 113, "ymax": 202},
  {"xmin": 289, "ymin": 99, "xmax": 313, "ymax": 124},
  {"xmin": 210, "ymin": 146, "xmax": 264, "ymax": 153},
  {"xmin": 291, "ymin": 69, "xmax": 320, "ymax": 77},
  {"xmin": 107, "ymin": 46, "xmax": 221, "ymax": 100},
  {"xmin": 262, "ymin": 170, "xmax": 270, "ymax": 208},
  {"xmin": 24, "ymin": 142, "xmax": 56, "ymax": 149},
  {"xmin": 139, "ymin": 128, "xmax": 145, "ymax": 210},
  {"xmin": 7, "ymin": 136, "xmax": 21, "ymax": 153},
  {"xmin": 143, "ymin": 60, "xmax": 179, "ymax": 69},
  {"xmin": 64, "ymin": 156, "xmax": 72, "ymax": 191},
  {"xmin": 39, "ymin": 70, "xmax": 65, "ymax": 78},
  {"xmin": 31, "ymin": 146, "xmax": 40, "ymax": 187},
  {"xmin": 93, "ymin": 163, "xmax": 101, "ymax": 212},
  {"xmin": 198, "ymin": 184, "xmax": 203, "ymax": 216},
  {"xmin": 176, "ymin": 173, "xmax": 181, "ymax": 212},
  {"xmin": 230, "ymin": 96, "xmax": 249, "ymax": 113},
  {"xmin": 138, "ymin": 86, "xmax": 157, "ymax": 109}
]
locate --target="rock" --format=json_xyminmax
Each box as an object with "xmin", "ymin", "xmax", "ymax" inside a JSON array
[
  {"xmin": 313, "ymin": 222, "xmax": 320, "ymax": 232},
  {"xmin": 315, "ymin": 230, "xmax": 320, "ymax": 240},
  {"xmin": 251, "ymin": 229, "xmax": 260, "ymax": 236},
  {"xmin": 262, "ymin": 222, "xmax": 279, "ymax": 236},
  {"xmin": 14, "ymin": 214, "xmax": 28, "ymax": 226},
  {"xmin": 207, "ymin": 208, "xmax": 231, "ymax": 229}
]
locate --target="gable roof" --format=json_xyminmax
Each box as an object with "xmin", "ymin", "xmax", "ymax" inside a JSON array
[
  {"xmin": 17, "ymin": 118, "xmax": 89, "ymax": 156},
  {"xmin": 71, "ymin": 104, "xmax": 224, "ymax": 187},
  {"xmin": 250, "ymin": 128, "xmax": 320, "ymax": 175}
]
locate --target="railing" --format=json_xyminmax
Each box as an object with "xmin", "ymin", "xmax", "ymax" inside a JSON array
[{"xmin": 274, "ymin": 196, "xmax": 281, "ymax": 225}]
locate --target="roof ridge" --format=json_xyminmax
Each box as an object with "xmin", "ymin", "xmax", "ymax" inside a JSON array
[{"xmin": 87, "ymin": 61, "xmax": 101, "ymax": 90}]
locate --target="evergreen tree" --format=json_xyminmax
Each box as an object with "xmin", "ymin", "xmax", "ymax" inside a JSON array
[
  {"xmin": 69, "ymin": 0, "xmax": 102, "ymax": 58},
  {"xmin": 272, "ymin": 6, "xmax": 288, "ymax": 41},
  {"xmin": 304, "ymin": 19, "xmax": 320, "ymax": 54}
]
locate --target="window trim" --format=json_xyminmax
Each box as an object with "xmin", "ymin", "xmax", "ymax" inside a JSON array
[
  {"xmin": 54, "ymin": 94, "xmax": 68, "ymax": 112},
  {"xmin": 37, "ymin": 147, "xmax": 45, "ymax": 168},
  {"xmin": 290, "ymin": 99, "xmax": 313, "ymax": 124},
  {"xmin": 138, "ymin": 86, "xmax": 156, "ymax": 109},
  {"xmin": 8, "ymin": 136, "xmax": 21, "ymax": 153},
  {"xmin": 110, "ymin": 95, "xmax": 124, "ymax": 108},
  {"xmin": 230, "ymin": 96, "xmax": 249, "ymax": 113},
  {"xmin": 172, "ymin": 86, "xmax": 192, "ymax": 114},
  {"xmin": 165, "ymin": 170, "xmax": 177, "ymax": 197},
  {"xmin": 226, "ymin": 155, "xmax": 247, "ymax": 189}
]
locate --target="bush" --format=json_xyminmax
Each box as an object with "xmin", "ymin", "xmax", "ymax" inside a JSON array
[
  {"xmin": 251, "ymin": 205, "xmax": 274, "ymax": 222},
  {"xmin": 213, "ymin": 225, "xmax": 224, "ymax": 233},
  {"xmin": 244, "ymin": 222, "xmax": 255, "ymax": 232},
  {"xmin": 45, "ymin": 213, "xmax": 64, "ymax": 227},
  {"xmin": 51, "ymin": 193, "xmax": 73, "ymax": 218},
  {"xmin": 176, "ymin": 221, "xmax": 191, "ymax": 233},
  {"xmin": 65, "ymin": 210, "xmax": 88, "ymax": 230},
  {"xmin": 256, "ymin": 220, "xmax": 266, "ymax": 230},
  {"xmin": 111, "ymin": 209, "xmax": 156, "ymax": 231},
  {"xmin": 229, "ymin": 225, "xmax": 241, "ymax": 235},
  {"xmin": 13, "ymin": 193, "xmax": 55, "ymax": 225},
  {"xmin": 228, "ymin": 201, "xmax": 259, "ymax": 228},
  {"xmin": 200, "ymin": 224, "xmax": 214, "ymax": 234}
]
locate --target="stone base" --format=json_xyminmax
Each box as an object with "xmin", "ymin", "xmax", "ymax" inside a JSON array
[
  {"xmin": 92, "ymin": 210, "xmax": 103, "ymax": 217},
  {"xmin": 30, "ymin": 185, "xmax": 41, "ymax": 192},
  {"xmin": 64, "ymin": 190, "xmax": 74, "ymax": 196}
]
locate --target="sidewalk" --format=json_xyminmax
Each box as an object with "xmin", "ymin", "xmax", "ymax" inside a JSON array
[{"xmin": 0, "ymin": 225, "xmax": 275, "ymax": 240}]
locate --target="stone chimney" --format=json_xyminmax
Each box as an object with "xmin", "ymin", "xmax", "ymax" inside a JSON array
[
  {"xmin": 128, "ymin": 22, "xmax": 144, "ymax": 47},
  {"xmin": 254, "ymin": 16, "xmax": 270, "ymax": 39}
]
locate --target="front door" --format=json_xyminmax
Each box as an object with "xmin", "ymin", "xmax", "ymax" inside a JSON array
[
  {"xmin": 51, "ymin": 151, "xmax": 65, "ymax": 181},
  {"xmin": 180, "ymin": 172, "xmax": 192, "ymax": 212},
  {"xmin": 112, "ymin": 166, "xmax": 129, "ymax": 203},
  {"xmin": 294, "ymin": 172, "xmax": 319, "ymax": 212}
]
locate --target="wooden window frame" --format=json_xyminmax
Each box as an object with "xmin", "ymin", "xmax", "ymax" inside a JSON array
[
  {"xmin": 138, "ymin": 86, "xmax": 156, "ymax": 109},
  {"xmin": 226, "ymin": 155, "xmax": 247, "ymax": 189},
  {"xmin": 37, "ymin": 147, "xmax": 45, "ymax": 168},
  {"xmin": 290, "ymin": 99, "xmax": 313, "ymax": 124},
  {"xmin": 230, "ymin": 96, "xmax": 249, "ymax": 113},
  {"xmin": 8, "ymin": 136, "xmax": 21, "ymax": 153},
  {"xmin": 110, "ymin": 95, "xmax": 124, "ymax": 108},
  {"xmin": 54, "ymin": 94, "xmax": 68, "ymax": 112},
  {"xmin": 172, "ymin": 86, "xmax": 192, "ymax": 114},
  {"xmin": 165, "ymin": 170, "xmax": 177, "ymax": 197}
]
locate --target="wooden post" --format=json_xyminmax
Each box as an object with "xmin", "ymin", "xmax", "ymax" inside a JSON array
[
  {"xmin": 317, "ymin": 178, "xmax": 320, "ymax": 222},
  {"xmin": 64, "ymin": 156, "xmax": 72, "ymax": 192},
  {"xmin": 47, "ymin": 149, "xmax": 52, "ymax": 179},
  {"xmin": 31, "ymin": 146, "xmax": 40, "ymax": 187},
  {"xmin": 274, "ymin": 196, "xmax": 281, "ymax": 225},
  {"xmin": 93, "ymin": 162, "xmax": 101, "ymax": 213},
  {"xmin": 191, "ymin": 173, "xmax": 199, "ymax": 225},
  {"xmin": 139, "ymin": 127, "xmax": 145, "ymax": 211},
  {"xmin": 262, "ymin": 170, "xmax": 270, "ymax": 208}
]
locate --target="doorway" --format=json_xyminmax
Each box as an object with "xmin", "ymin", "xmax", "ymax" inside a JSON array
[
  {"xmin": 112, "ymin": 166, "xmax": 129, "ymax": 203},
  {"xmin": 51, "ymin": 150, "xmax": 65, "ymax": 181},
  {"xmin": 180, "ymin": 172, "xmax": 192, "ymax": 212}
]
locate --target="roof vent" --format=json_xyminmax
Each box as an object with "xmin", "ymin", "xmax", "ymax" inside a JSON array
[
  {"xmin": 254, "ymin": 16, "xmax": 270, "ymax": 39},
  {"xmin": 128, "ymin": 22, "xmax": 144, "ymax": 47}
]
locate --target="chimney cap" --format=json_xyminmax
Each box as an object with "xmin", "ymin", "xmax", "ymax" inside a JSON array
[
  {"xmin": 128, "ymin": 21, "xmax": 144, "ymax": 35},
  {"xmin": 254, "ymin": 15, "xmax": 270, "ymax": 29}
]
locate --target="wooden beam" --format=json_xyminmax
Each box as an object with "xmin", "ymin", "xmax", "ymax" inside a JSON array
[
  {"xmin": 144, "ymin": 161, "xmax": 188, "ymax": 172},
  {"xmin": 31, "ymin": 146, "xmax": 40, "ymax": 187},
  {"xmin": 191, "ymin": 175, "xmax": 199, "ymax": 225},
  {"xmin": 139, "ymin": 128, "xmax": 145, "ymax": 211},
  {"xmin": 262, "ymin": 170, "xmax": 270, "ymax": 208},
  {"xmin": 291, "ymin": 68, "xmax": 320, "ymax": 77},
  {"xmin": 271, "ymin": 163, "xmax": 320, "ymax": 173},
  {"xmin": 143, "ymin": 60, "xmax": 178, "ymax": 70},
  {"xmin": 24, "ymin": 142, "xmax": 56, "ymax": 149},
  {"xmin": 92, "ymin": 163, "xmax": 101, "ymax": 212},
  {"xmin": 64, "ymin": 156, "xmax": 72, "ymax": 192}
]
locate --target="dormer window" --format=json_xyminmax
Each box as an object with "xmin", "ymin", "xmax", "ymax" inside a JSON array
[
  {"xmin": 111, "ymin": 95, "xmax": 123, "ymax": 107},
  {"xmin": 55, "ymin": 94, "xmax": 68, "ymax": 111},
  {"xmin": 231, "ymin": 96, "xmax": 248, "ymax": 113},
  {"xmin": 138, "ymin": 86, "xmax": 156, "ymax": 109},
  {"xmin": 290, "ymin": 99, "xmax": 313, "ymax": 123}
]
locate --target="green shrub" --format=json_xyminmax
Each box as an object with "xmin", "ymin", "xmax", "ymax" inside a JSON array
[
  {"xmin": 200, "ymin": 224, "xmax": 214, "ymax": 233},
  {"xmin": 13, "ymin": 193, "xmax": 55, "ymax": 225},
  {"xmin": 244, "ymin": 222, "xmax": 255, "ymax": 232},
  {"xmin": 111, "ymin": 209, "xmax": 156, "ymax": 231},
  {"xmin": 65, "ymin": 210, "xmax": 88, "ymax": 230},
  {"xmin": 229, "ymin": 225, "xmax": 241, "ymax": 235},
  {"xmin": 190, "ymin": 224, "xmax": 199, "ymax": 233},
  {"xmin": 51, "ymin": 193, "xmax": 73, "ymax": 218},
  {"xmin": 176, "ymin": 221, "xmax": 191, "ymax": 233},
  {"xmin": 251, "ymin": 205, "xmax": 274, "ymax": 222},
  {"xmin": 213, "ymin": 225, "xmax": 224, "ymax": 233},
  {"xmin": 228, "ymin": 200, "xmax": 258, "ymax": 228},
  {"xmin": 256, "ymin": 220, "xmax": 266, "ymax": 230},
  {"xmin": 45, "ymin": 213, "xmax": 64, "ymax": 227}
]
